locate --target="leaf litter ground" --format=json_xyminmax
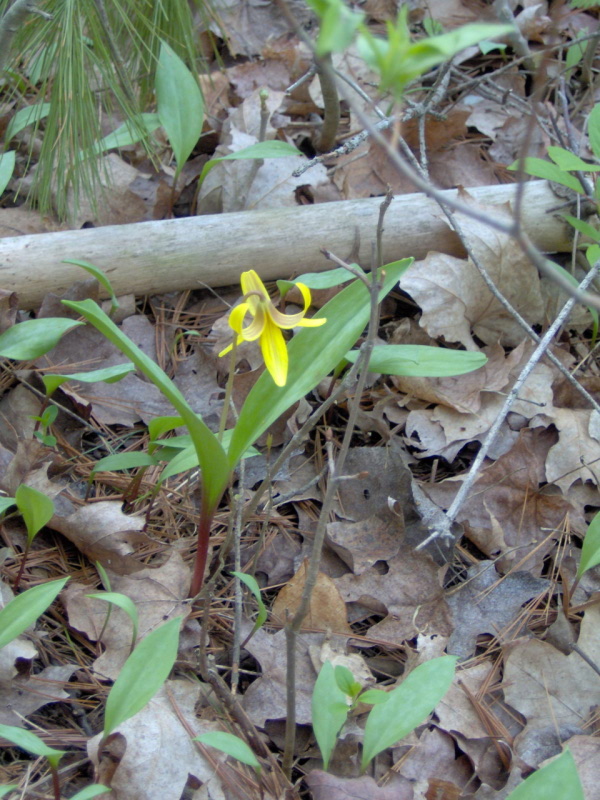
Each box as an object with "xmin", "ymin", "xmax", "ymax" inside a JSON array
[{"xmin": 2, "ymin": 2, "xmax": 600, "ymax": 798}]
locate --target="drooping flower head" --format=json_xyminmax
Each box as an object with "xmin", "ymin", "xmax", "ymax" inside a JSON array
[{"xmin": 219, "ymin": 270, "xmax": 326, "ymax": 387}]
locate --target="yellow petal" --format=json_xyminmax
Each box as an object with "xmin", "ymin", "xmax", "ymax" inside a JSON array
[
  {"xmin": 269, "ymin": 305, "xmax": 307, "ymax": 329},
  {"xmin": 240, "ymin": 306, "xmax": 266, "ymax": 341},
  {"xmin": 261, "ymin": 315, "xmax": 288, "ymax": 386},
  {"xmin": 295, "ymin": 282, "xmax": 312, "ymax": 313},
  {"xmin": 229, "ymin": 302, "xmax": 250, "ymax": 333},
  {"xmin": 241, "ymin": 270, "xmax": 269, "ymax": 301},
  {"xmin": 296, "ymin": 316, "xmax": 327, "ymax": 327}
]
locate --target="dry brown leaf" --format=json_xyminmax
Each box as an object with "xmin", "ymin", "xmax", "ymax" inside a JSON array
[
  {"xmin": 0, "ymin": 207, "xmax": 64, "ymax": 237},
  {"xmin": 64, "ymin": 154, "xmax": 170, "ymax": 227},
  {"xmin": 531, "ymin": 409, "xmax": 600, "ymax": 492},
  {"xmin": 503, "ymin": 605, "xmax": 600, "ymax": 767},
  {"xmin": 271, "ymin": 559, "xmax": 353, "ymax": 634},
  {"xmin": 326, "ymin": 510, "xmax": 403, "ymax": 575},
  {"xmin": 305, "ymin": 770, "xmax": 413, "ymax": 800},
  {"xmin": 445, "ymin": 561, "xmax": 550, "ymax": 658},
  {"xmin": 0, "ymin": 638, "xmax": 37, "ymax": 687},
  {"xmin": 424, "ymin": 428, "xmax": 576, "ymax": 574},
  {"xmin": 88, "ymin": 681, "xmax": 224, "ymax": 800},
  {"xmin": 401, "ymin": 194, "xmax": 544, "ymax": 349},
  {"xmin": 51, "ymin": 499, "xmax": 149, "ymax": 574},
  {"xmin": 335, "ymin": 550, "xmax": 453, "ymax": 646},
  {"xmin": 64, "ymin": 549, "xmax": 190, "ymax": 678},
  {"xmin": 394, "ymin": 728, "xmax": 473, "ymax": 795},
  {"xmin": 242, "ymin": 626, "xmax": 331, "ymax": 726},
  {"xmin": 197, "ymin": 88, "xmax": 330, "ymax": 213},
  {"xmin": 208, "ymin": 0, "xmax": 304, "ymax": 56},
  {"xmin": 0, "ymin": 665, "xmax": 76, "ymax": 726}
]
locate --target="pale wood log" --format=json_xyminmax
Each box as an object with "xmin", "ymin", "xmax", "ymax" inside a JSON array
[{"xmin": 0, "ymin": 180, "xmax": 571, "ymax": 308}]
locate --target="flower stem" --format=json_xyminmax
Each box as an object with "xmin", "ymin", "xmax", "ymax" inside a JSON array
[{"xmin": 189, "ymin": 496, "xmax": 215, "ymax": 598}]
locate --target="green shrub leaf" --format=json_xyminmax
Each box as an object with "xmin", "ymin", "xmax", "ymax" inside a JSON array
[
  {"xmin": 312, "ymin": 661, "xmax": 350, "ymax": 770},
  {"xmin": 506, "ymin": 748, "xmax": 583, "ymax": 800}
]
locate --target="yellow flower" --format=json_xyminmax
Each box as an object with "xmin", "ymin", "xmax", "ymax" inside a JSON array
[{"xmin": 219, "ymin": 270, "xmax": 326, "ymax": 387}]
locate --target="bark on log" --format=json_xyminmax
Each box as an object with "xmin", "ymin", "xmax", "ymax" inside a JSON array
[{"xmin": 0, "ymin": 180, "xmax": 572, "ymax": 308}]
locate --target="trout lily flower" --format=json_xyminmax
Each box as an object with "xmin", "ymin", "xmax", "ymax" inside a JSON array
[{"xmin": 219, "ymin": 269, "xmax": 326, "ymax": 387}]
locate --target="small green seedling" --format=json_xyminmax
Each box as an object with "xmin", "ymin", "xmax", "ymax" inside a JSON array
[
  {"xmin": 13, "ymin": 485, "xmax": 55, "ymax": 591},
  {"xmin": 29, "ymin": 404, "xmax": 58, "ymax": 447},
  {"xmin": 232, "ymin": 571, "xmax": 267, "ymax": 643},
  {"xmin": 312, "ymin": 655, "xmax": 457, "ymax": 772},
  {"xmin": 0, "ymin": 723, "xmax": 65, "ymax": 800},
  {"xmin": 194, "ymin": 731, "xmax": 261, "ymax": 772},
  {"xmin": 85, "ymin": 591, "xmax": 139, "ymax": 654}
]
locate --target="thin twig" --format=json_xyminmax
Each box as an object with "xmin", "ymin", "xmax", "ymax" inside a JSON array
[{"xmin": 417, "ymin": 260, "xmax": 600, "ymax": 549}]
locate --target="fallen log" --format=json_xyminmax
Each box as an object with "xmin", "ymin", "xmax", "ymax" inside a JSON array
[{"xmin": 0, "ymin": 180, "xmax": 572, "ymax": 308}]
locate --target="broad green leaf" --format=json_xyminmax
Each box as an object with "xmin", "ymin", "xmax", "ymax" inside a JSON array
[
  {"xmin": 42, "ymin": 363, "xmax": 135, "ymax": 396},
  {"xmin": 91, "ymin": 452, "xmax": 159, "ymax": 475},
  {"xmin": 148, "ymin": 416, "xmax": 184, "ymax": 441},
  {"xmin": 566, "ymin": 36, "xmax": 586, "ymax": 71},
  {"xmin": 0, "ymin": 787, "xmax": 18, "ymax": 797},
  {"xmin": 87, "ymin": 592, "xmax": 139, "ymax": 650},
  {"xmin": 506, "ymin": 748, "xmax": 583, "ymax": 800},
  {"xmin": 277, "ymin": 266, "xmax": 361, "ymax": 297},
  {"xmin": 61, "ymin": 300, "xmax": 230, "ymax": 513},
  {"xmin": 311, "ymin": 0, "xmax": 364, "ymax": 55},
  {"xmin": 198, "ymin": 141, "xmax": 301, "ymax": 187},
  {"xmin": 588, "ymin": 103, "xmax": 600, "ymax": 162},
  {"xmin": 15, "ymin": 485, "xmax": 55, "ymax": 542},
  {"xmin": 104, "ymin": 616, "xmax": 181, "ymax": 737},
  {"xmin": 155, "ymin": 41, "xmax": 204, "ymax": 177},
  {"xmin": 0, "ymin": 577, "xmax": 69, "ymax": 650},
  {"xmin": 0, "ymin": 723, "xmax": 65, "ymax": 767},
  {"xmin": 361, "ymin": 655, "xmax": 456, "ymax": 771},
  {"xmin": 229, "ymin": 260, "xmax": 413, "ymax": 466},
  {"xmin": 345, "ymin": 345, "xmax": 487, "ymax": 377},
  {"xmin": 63, "ymin": 259, "xmax": 119, "ymax": 315},
  {"xmin": 312, "ymin": 661, "xmax": 349, "ymax": 770},
  {"xmin": 0, "ymin": 318, "xmax": 83, "ymax": 359},
  {"xmin": 0, "ymin": 150, "xmax": 16, "ymax": 196},
  {"xmin": 547, "ymin": 146, "xmax": 600, "ymax": 173},
  {"xmin": 69, "ymin": 786, "xmax": 111, "ymax": 800},
  {"xmin": 562, "ymin": 214, "xmax": 600, "ymax": 242},
  {"xmin": 587, "ymin": 244, "xmax": 600, "ymax": 267},
  {"xmin": 85, "ymin": 113, "xmax": 161, "ymax": 158},
  {"xmin": 508, "ymin": 157, "xmax": 584, "ymax": 193},
  {"xmin": 479, "ymin": 40, "xmax": 507, "ymax": 54},
  {"xmin": 156, "ymin": 433, "xmax": 259, "ymax": 484},
  {"xmin": 577, "ymin": 510, "xmax": 600, "ymax": 578},
  {"xmin": 232, "ymin": 571, "xmax": 267, "ymax": 634},
  {"xmin": 0, "ymin": 496, "xmax": 16, "ymax": 516},
  {"xmin": 195, "ymin": 731, "xmax": 261, "ymax": 770},
  {"xmin": 357, "ymin": 21, "xmax": 513, "ymax": 93},
  {"xmin": 5, "ymin": 103, "xmax": 51, "ymax": 141}
]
